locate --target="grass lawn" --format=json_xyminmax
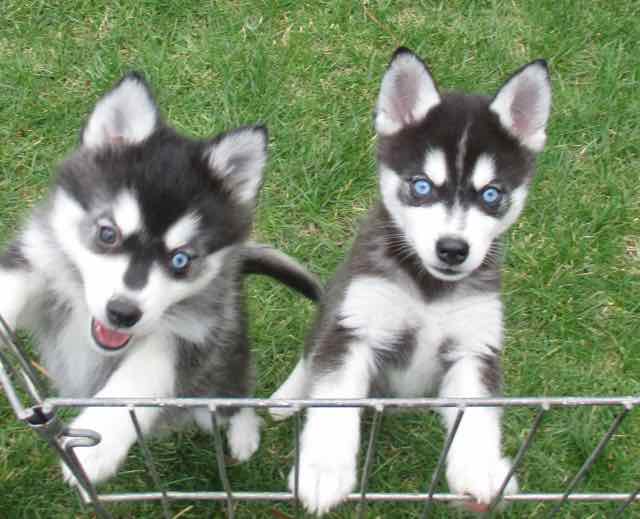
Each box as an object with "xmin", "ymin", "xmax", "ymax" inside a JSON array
[{"xmin": 1, "ymin": 1, "xmax": 639, "ymax": 518}]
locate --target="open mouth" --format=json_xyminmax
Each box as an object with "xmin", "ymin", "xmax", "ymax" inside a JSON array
[{"xmin": 91, "ymin": 318, "xmax": 132, "ymax": 352}]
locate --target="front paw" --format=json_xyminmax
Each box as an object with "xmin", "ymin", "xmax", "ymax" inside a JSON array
[
  {"xmin": 446, "ymin": 455, "xmax": 518, "ymax": 512},
  {"xmin": 61, "ymin": 412, "xmax": 132, "ymax": 487},
  {"xmin": 289, "ymin": 450, "xmax": 357, "ymax": 516},
  {"xmin": 61, "ymin": 438, "xmax": 129, "ymax": 487},
  {"xmin": 226, "ymin": 408, "xmax": 262, "ymax": 462}
]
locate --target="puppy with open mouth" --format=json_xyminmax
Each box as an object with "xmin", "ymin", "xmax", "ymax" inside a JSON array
[{"xmin": 0, "ymin": 72, "xmax": 321, "ymax": 486}]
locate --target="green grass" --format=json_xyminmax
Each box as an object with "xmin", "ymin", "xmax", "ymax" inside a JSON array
[{"xmin": 1, "ymin": 1, "xmax": 639, "ymax": 517}]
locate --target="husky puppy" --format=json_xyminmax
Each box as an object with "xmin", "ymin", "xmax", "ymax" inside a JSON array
[
  {"xmin": 0, "ymin": 73, "xmax": 321, "ymax": 486},
  {"xmin": 271, "ymin": 48, "xmax": 551, "ymax": 514}
]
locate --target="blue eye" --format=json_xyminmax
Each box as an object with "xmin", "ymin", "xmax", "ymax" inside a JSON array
[
  {"xmin": 98, "ymin": 224, "xmax": 120, "ymax": 246},
  {"xmin": 170, "ymin": 251, "xmax": 191, "ymax": 274},
  {"xmin": 412, "ymin": 179, "xmax": 432, "ymax": 197},
  {"xmin": 481, "ymin": 187, "xmax": 502, "ymax": 207}
]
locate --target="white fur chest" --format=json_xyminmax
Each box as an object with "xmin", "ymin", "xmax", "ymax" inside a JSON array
[
  {"xmin": 37, "ymin": 302, "xmax": 107, "ymax": 397},
  {"xmin": 339, "ymin": 276, "xmax": 503, "ymax": 398}
]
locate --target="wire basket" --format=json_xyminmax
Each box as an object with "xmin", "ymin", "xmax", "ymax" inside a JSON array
[{"xmin": 1, "ymin": 315, "xmax": 638, "ymax": 518}]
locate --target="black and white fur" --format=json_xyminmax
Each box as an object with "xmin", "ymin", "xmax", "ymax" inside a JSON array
[
  {"xmin": 270, "ymin": 48, "xmax": 551, "ymax": 514},
  {"xmin": 0, "ymin": 73, "xmax": 321, "ymax": 486}
]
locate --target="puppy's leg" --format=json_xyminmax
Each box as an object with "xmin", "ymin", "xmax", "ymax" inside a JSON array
[
  {"xmin": 270, "ymin": 358, "xmax": 309, "ymax": 420},
  {"xmin": 0, "ymin": 259, "xmax": 43, "ymax": 331},
  {"xmin": 62, "ymin": 336, "xmax": 176, "ymax": 486},
  {"xmin": 226, "ymin": 407, "xmax": 262, "ymax": 461},
  {"xmin": 192, "ymin": 405, "xmax": 261, "ymax": 462},
  {"xmin": 437, "ymin": 349, "xmax": 517, "ymax": 512},
  {"xmin": 292, "ymin": 347, "xmax": 372, "ymax": 516}
]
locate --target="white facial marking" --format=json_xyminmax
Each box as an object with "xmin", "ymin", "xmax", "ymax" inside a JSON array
[
  {"xmin": 51, "ymin": 189, "xmax": 233, "ymax": 345},
  {"xmin": 455, "ymin": 126, "xmax": 469, "ymax": 177},
  {"xmin": 83, "ymin": 76, "xmax": 157, "ymax": 149},
  {"xmin": 380, "ymin": 166, "xmax": 530, "ymax": 280},
  {"xmin": 112, "ymin": 191, "xmax": 142, "ymax": 237},
  {"xmin": 423, "ymin": 148, "xmax": 447, "ymax": 186},
  {"xmin": 129, "ymin": 247, "xmax": 232, "ymax": 341},
  {"xmin": 380, "ymin": 167, "xmax": 454, "ymax": 279},
  {"xmin": 471, "ymin": 154, "xmax": 496, "ymax": 191},
  {"xmin": 164, "ymin": 212, "xmax": 201, "ymax": 250},
  {"xmin": 495, "ymin": 185, "xmax": 528, "ymax": 234},
  {"xmin": 51, "ymin": 190, "xmax": 129, "ymax": 327}
]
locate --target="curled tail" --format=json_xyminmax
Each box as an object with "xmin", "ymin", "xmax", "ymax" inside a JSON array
[{"xmin": 241, "ymin": 243, "xmax": 323, "ymax": 302}]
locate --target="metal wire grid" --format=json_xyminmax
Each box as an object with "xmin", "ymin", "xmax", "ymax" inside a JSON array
[{"xmin": 1, "ymin": 316, "xmax": 639, "ymax": 518}]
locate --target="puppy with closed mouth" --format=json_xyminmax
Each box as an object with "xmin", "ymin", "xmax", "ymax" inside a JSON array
[
  {"xmin": 271, "ymin": 48, "xmax": 551, "ymax": 514},
  {"xmin": 0, "ymin": 72, "xmax": 321, "ymax": 486}
]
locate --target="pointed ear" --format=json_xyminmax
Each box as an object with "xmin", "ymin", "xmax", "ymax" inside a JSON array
[
  {"xmin": 81, "ymin": 72, "xmax": 159, "ymax": 149},
  {"xmin": 490, "ymin": 60, "xmax": 551, "ymax": 152},
  {"xmin": 375, "ymin": 47, "xmax": 441, "ymax": 136},
  {"xmin": 205, "ymin": 126, "xmax": 268, "ymax": 204}
]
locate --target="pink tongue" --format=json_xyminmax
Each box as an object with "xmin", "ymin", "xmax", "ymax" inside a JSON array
[{"xmin": 93, "ymin": 320, "xmax": 131, "ymax": 349}]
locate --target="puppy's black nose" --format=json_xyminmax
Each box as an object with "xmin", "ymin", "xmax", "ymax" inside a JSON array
[
  {"xmin": 436, "ymin": 237, "xmax": 469, "ymax": 266},
  {"xmin": 106, "ymin": 298, "xmax": 142, "ymax": 328}
]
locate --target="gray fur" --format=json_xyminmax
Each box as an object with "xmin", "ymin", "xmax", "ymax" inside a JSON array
[
  {"xmin": 478, "ymin": 345, "xmax": 503, "ymax": 395},
  {"xmin": 275, "ymin": 48, "xmax": 550, "ymax": 515},
  {"xmin": 0, "ymin": 73, "xmax": 322, "ymax": 453},
  {"xmin": 306, "ymin": 203, "xmax": 502, "ymax": 381},
  {"xmin": 298, "ymin": 52, "xmax": 549, "ymax": 398},
  {"xmin": 0, "ymin": 240, "xmax": 30, "ymax": 269}
]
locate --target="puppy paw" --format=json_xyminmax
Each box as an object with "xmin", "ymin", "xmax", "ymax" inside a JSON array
[
  {"xmin": 446, "ymin": 455, "xmax": 518, "ymax": 513},
  {"xmin": 227, "ymin": 408, "xmax": 261, "ymax": 462},
  {"xmin": 268, "ymin": 405, "xmax": 299, "ymax": 421},
  {"xmin": 269, "ymin": 360, "xmax": 308, "ymax": 421},
  {"xmin": 269, "ymin": 386, "xmax": 301, "ymax": 421},
  {"xmin": 61, "ymin": 438, "xmax": 128, "ymax": 487},
  {"xmin": 290, "ymin": 450, "xmax": 357, "ymax": 515},
  {"xmin": 61, "ymin": 409, "xmax": 134, "ymax": 487}
]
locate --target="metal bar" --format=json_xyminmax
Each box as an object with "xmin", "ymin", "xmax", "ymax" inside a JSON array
[
  {"xmin": 293, "ymin": 410, "xmax": 301, "ymax": 519},
  {"xmin": 45, "ymin": 395, "xmax": 640, "ymax": 409},
  {"xmin": 357, "ymin": 406, "xmax": 384, "ymax": 519},
  {"xmin": 422, "ymin": 406, "xmax": 465, "ymax": 518},
  {"xmin": 127, "ymin": 407, "xmax": 171, "ymax": 519},
  {"xmin": 1, "ymin": 316, "xmax": 637, "ymax": 519},
  {"xmin": 94, "ymin": 491, "xmax": 640, "ymax": 503},
  {"xmin": 611, "ymin": 483, "xmax": 640, "ymax": 517},
  {"xmin": 209, "ymin": 405, "xmax": 235, "ymax": 519},
  {"xmin": 0, "ymin": 348, "xmax": 29, "ymax": 419},
  {"xmin": 0, "ymin": 313, "xmax": 45, "ymax": 404},
  {"xmin": 547, "ymin": 404, "xmax": 632, "ymax": 518},
  {"xmin": 0, "ymin": 313, "xmax": 47, "ymax": 422},
  {"xmin": 55, "ymin": 427, "xmax": 113, "ymax": 519},
  {"xmin": 487, "ymin": 404, "xmax": 549, "ymax": 513}
]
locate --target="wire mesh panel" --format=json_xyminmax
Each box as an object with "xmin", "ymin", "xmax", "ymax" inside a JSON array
[
  {"xmin": 17, "ymin": 397, "xmax": 640, "ymax": 518},
  {"xmin": 1, "ymin": 319, "xmax": 638, "ymax": 518}
]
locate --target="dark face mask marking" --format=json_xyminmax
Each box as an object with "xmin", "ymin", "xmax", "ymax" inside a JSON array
[{"xmin": 122, "ymin": 234, "xmax": 155, "ymax": 290}]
